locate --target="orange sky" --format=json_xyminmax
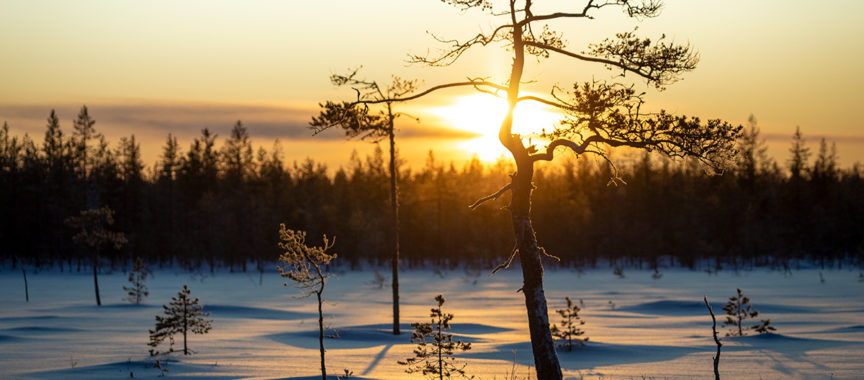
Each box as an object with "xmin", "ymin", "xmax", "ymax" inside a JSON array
[{"xmin": 2, "ymin": 0, "xmax": 863, "ymax": 169}]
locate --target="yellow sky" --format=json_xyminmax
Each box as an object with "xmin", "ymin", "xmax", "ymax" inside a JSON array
[{"xmin": 2, "ymin": 0, "xmax": 863, "ymax": 168}]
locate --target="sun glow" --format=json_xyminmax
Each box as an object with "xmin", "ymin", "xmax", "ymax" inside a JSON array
[{"xmin": 433, "ymin": 93, "xmax": 564, "ymax": 161}]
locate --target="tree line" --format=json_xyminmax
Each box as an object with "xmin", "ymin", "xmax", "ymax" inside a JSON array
[{"xmin": 1, "ymin": 109, "xmax": 862, "ymax": 270}]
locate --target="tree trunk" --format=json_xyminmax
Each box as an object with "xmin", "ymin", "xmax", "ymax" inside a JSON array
[
  {"xmin": 511, "ymin": 157, "xmax": 562, "ymax": 380},
  {"xmin": 22, "ymin": 267, "xmax": 29, "ymax": 303},
  {"xmin": 93, "ymin": 249, "xmax": 101, "ymax": 306},
  {"xmin": 387, "ymin": 119, "xmax": 401, "ymax": 335},
  {"xmin": 704, "ymin": 296, "xmax": 722, "ymax": 380},
  {"xmin": 437, "ymin": 312, "xmax": 443, "ymax": 380},
  {"xmin": 317, "ymin": 290, "xmax": 327, "ymax": 380},
  {"xmin": 183, "ymin": 301, "xmax": 189, "ymax": 355}
]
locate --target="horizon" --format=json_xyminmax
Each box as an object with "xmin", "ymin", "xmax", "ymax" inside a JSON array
[
  {"xmin": 2, "ymin": 0, "xmax": 864, "ymax": 169},
  {"xmin": 4, "ymin": 102, "xmax": 864, "ymax": 172}
]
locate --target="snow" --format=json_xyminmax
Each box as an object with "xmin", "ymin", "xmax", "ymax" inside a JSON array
[{"xmin": 1, "ymin": 265, "xmax": 862, "ymax": 379}]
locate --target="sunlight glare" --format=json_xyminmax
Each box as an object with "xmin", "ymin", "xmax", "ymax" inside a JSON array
[{"xmin": 433, "ymin": 93, "xmax": 563, "ymax": 161}]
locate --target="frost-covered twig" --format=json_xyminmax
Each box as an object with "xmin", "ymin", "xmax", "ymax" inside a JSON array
[
  {"xmin": 469, "ymin": 183, "xmax": 512, "ymax": 210},
  {"xmin": 490, "ymin": 243, "xmax": 519, "ymax": 276}
]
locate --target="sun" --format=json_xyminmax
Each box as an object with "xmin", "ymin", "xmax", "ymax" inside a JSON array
[{"xmin": 432, "ymin": 93, "xmax": 564, "ymax": 161}]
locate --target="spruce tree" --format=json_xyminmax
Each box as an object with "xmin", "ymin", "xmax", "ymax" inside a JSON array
[
  {"xmin": 788, "ymin": 126, "xmax": 810, "ymax": 182},
  {"xmin": 123, "ymin": 257, "xmax": 150, "ymax": 304},
  {"xmin": 550, "ymin": 296, "xmax": 588, "ymax": 351},
  {"xmin": 398, "ymin": 294, "xmax": 473, "ymax": 380},
  {"xmin": 148, "ymin": 284, "xmax": 212, "ymax": 355},
  {"xmin": 721, "ymin": 288, "xmax": 775, "ymax": 336},
  {"xmin": 277, "ymin": 226, "xmax": 336, "ymax": 380}
]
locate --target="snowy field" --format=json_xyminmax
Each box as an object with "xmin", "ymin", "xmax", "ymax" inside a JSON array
[{"xmin": 1, "ymin": 264, "xmax": 863, "ymax": 379}]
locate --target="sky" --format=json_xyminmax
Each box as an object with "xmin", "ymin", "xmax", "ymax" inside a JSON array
[{"xmin": 2, "ymin": 0, "xmax": 863, "ymax": 169}]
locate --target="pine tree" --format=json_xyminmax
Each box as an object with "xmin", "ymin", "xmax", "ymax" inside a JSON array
[
  {"xmin": 148, "ymin": 284, "xmax": 212, "ymax": 356},
  {"xmin": 550, "ymin": 296, "xmax": 588, "ymax": 351},
  {"xmin": 311, "ymin": 71, "xmax": 417, "ymax": 336},
  {"xmin": 277, "ymin": 226, "xmax": 336, "ymax": 380},
  {"xmin": 398, "ymin": 294, "xmax": 473, "ymax": 380},
  {"xmin": 123, "ymin": 257, "xmax": 150, "ymax": 304},
  {"xmin": 721, "ymin": 288, "xmax": 775, "ymax": 336},
  {"xmin": 65, "ymin": 206, "xmax": 127, "ymax": 306}
]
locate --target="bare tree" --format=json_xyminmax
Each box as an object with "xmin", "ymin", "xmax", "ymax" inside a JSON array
[
  {"xmin": 65, "ymin": 206, "xmax": 127, "ymax": 306},
  {"xmin": 704, "ymin": 296, "xmax": 722, "ymax": 380},
  {"xmin": 330, "ymin": 1, "xmax": 741, "ymax": 377},
  {"xmin": 277, "ymin": 225, "xmax": 337, "ymax": 380},
  {"xmin": 311, "ymin": 70, "xmax": 418, "ymax": 335}
]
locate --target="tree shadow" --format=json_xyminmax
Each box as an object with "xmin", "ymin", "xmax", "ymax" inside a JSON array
[{"xmin": 265, "ymin": 322, "xmax": 506, "ymax": 350}]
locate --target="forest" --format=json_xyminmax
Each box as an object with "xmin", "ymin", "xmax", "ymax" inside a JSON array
[{"xmin": 2, "ymin": 110, "xmax": 862, "ymax": 271}]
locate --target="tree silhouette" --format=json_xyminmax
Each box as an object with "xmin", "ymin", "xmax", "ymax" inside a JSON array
[
  {"xmin": 339, "ymin": 1, "xmax": 741, "ymax": 377},
  {"xmin": 65, "ymin": 206, "xmax": 127, "ymax": 306},
  {"xmin": 788, "ymin": 126, "xmax": 810, "ymax": 183},
  {"xmin": 148, "ymin": 284, "xmax": 213, "ymax": 355},
  {"xmin": 311, "ymin": 69, "xmax": 418, "ymax": 335},
  {"xmin": 550, "ymin": 296, "xmax": 587, "ymax": 351},
  {"xmin": 123, "ymin": 257, "xmax": 150, "ymax": 305},
  {"xmin": 721, "ymin": 288, "xmax": 774, "ymax": 336}
]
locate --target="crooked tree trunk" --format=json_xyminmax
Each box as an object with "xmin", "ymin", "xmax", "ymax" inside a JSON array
[
  {"xmin": 387, "ymin": 115, "xmax": 401, "ymax": 336},
  {"xmin": 510, "ymin": 156, "xmax": 562, "ymax": 380},
  {"xmin": 704, "ymin": 296, "xmax": 722, "ymax": 380},
  {"xmin": 496, "ymin": 13, "xmax": 561, "ymax": 377}
]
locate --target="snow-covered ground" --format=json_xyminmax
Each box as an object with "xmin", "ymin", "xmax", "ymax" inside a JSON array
[{"xmin": 1, "ymin": 264, "xmax": 862, "ymax": 379}]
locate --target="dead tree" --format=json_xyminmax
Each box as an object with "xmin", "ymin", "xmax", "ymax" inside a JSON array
[
  {"xmin": 333, "ymin": 1, "xmax": 741, "ymax": 377},
  {"xmin": 311, "ymin": 71, "xmax": 418, "ymax": 335},
  {"xmin": 704, "ymin": 296, "xmax": 722, "ymax": 380}
]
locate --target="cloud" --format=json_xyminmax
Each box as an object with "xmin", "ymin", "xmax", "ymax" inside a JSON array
[{"xmin": 0, "ymin": 102, "xmax": 476, "ymax": 141}]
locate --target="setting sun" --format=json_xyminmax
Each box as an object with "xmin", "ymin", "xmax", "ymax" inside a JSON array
[{"xmin": 432, "ymin": 93, "xmax": 564, "ymax": 161}]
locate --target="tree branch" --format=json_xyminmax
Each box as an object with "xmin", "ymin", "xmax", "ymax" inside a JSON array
[
  {"xmin": 516, "ymin": 95, "xmax": 574, "ymax": 112},
  {"xmin": 523, "ymin": 41, "xmax": 659, "ymax": 82},
  {"xmin": 353, "ymin": 80, "xmax": 508, "ymax": 106},
  {"xmin": 411, "ymin": 24, "xmax": 513, "ymax": 67},
  {"xmin": 469, "ymin": 183, "xmax": 512, "ymax": 210},
  {"xmin": 490, "ymin": 242, "xmax": 518, "ymax": 276}
]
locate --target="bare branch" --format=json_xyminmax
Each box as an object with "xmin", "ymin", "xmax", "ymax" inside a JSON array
[
  {"xmin": 410, "ymin": 25, "xmax": 513, "ymax": 67},
  {"xmin": 516, "ymin": 94, "xmax": 574, "ymax": 112},
  {"xmin": 352, "ymin": 80, "xmax": 508, "ymax": 106},
  {"xmin": 531, "ymin": 137, "xmax": 591, "ymax": 162},
  {"xmin": 490, "ymin": 243, "xmax": 518, "ymax": 276},
  {"xmin": 469, "ymin": 182, "xmax": 512, "ymax": 210}
]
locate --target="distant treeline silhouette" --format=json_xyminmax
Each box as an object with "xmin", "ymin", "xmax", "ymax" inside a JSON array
[{"xmin": 1, "ymin": 109, "xmax": 862, "ymax": 270}]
